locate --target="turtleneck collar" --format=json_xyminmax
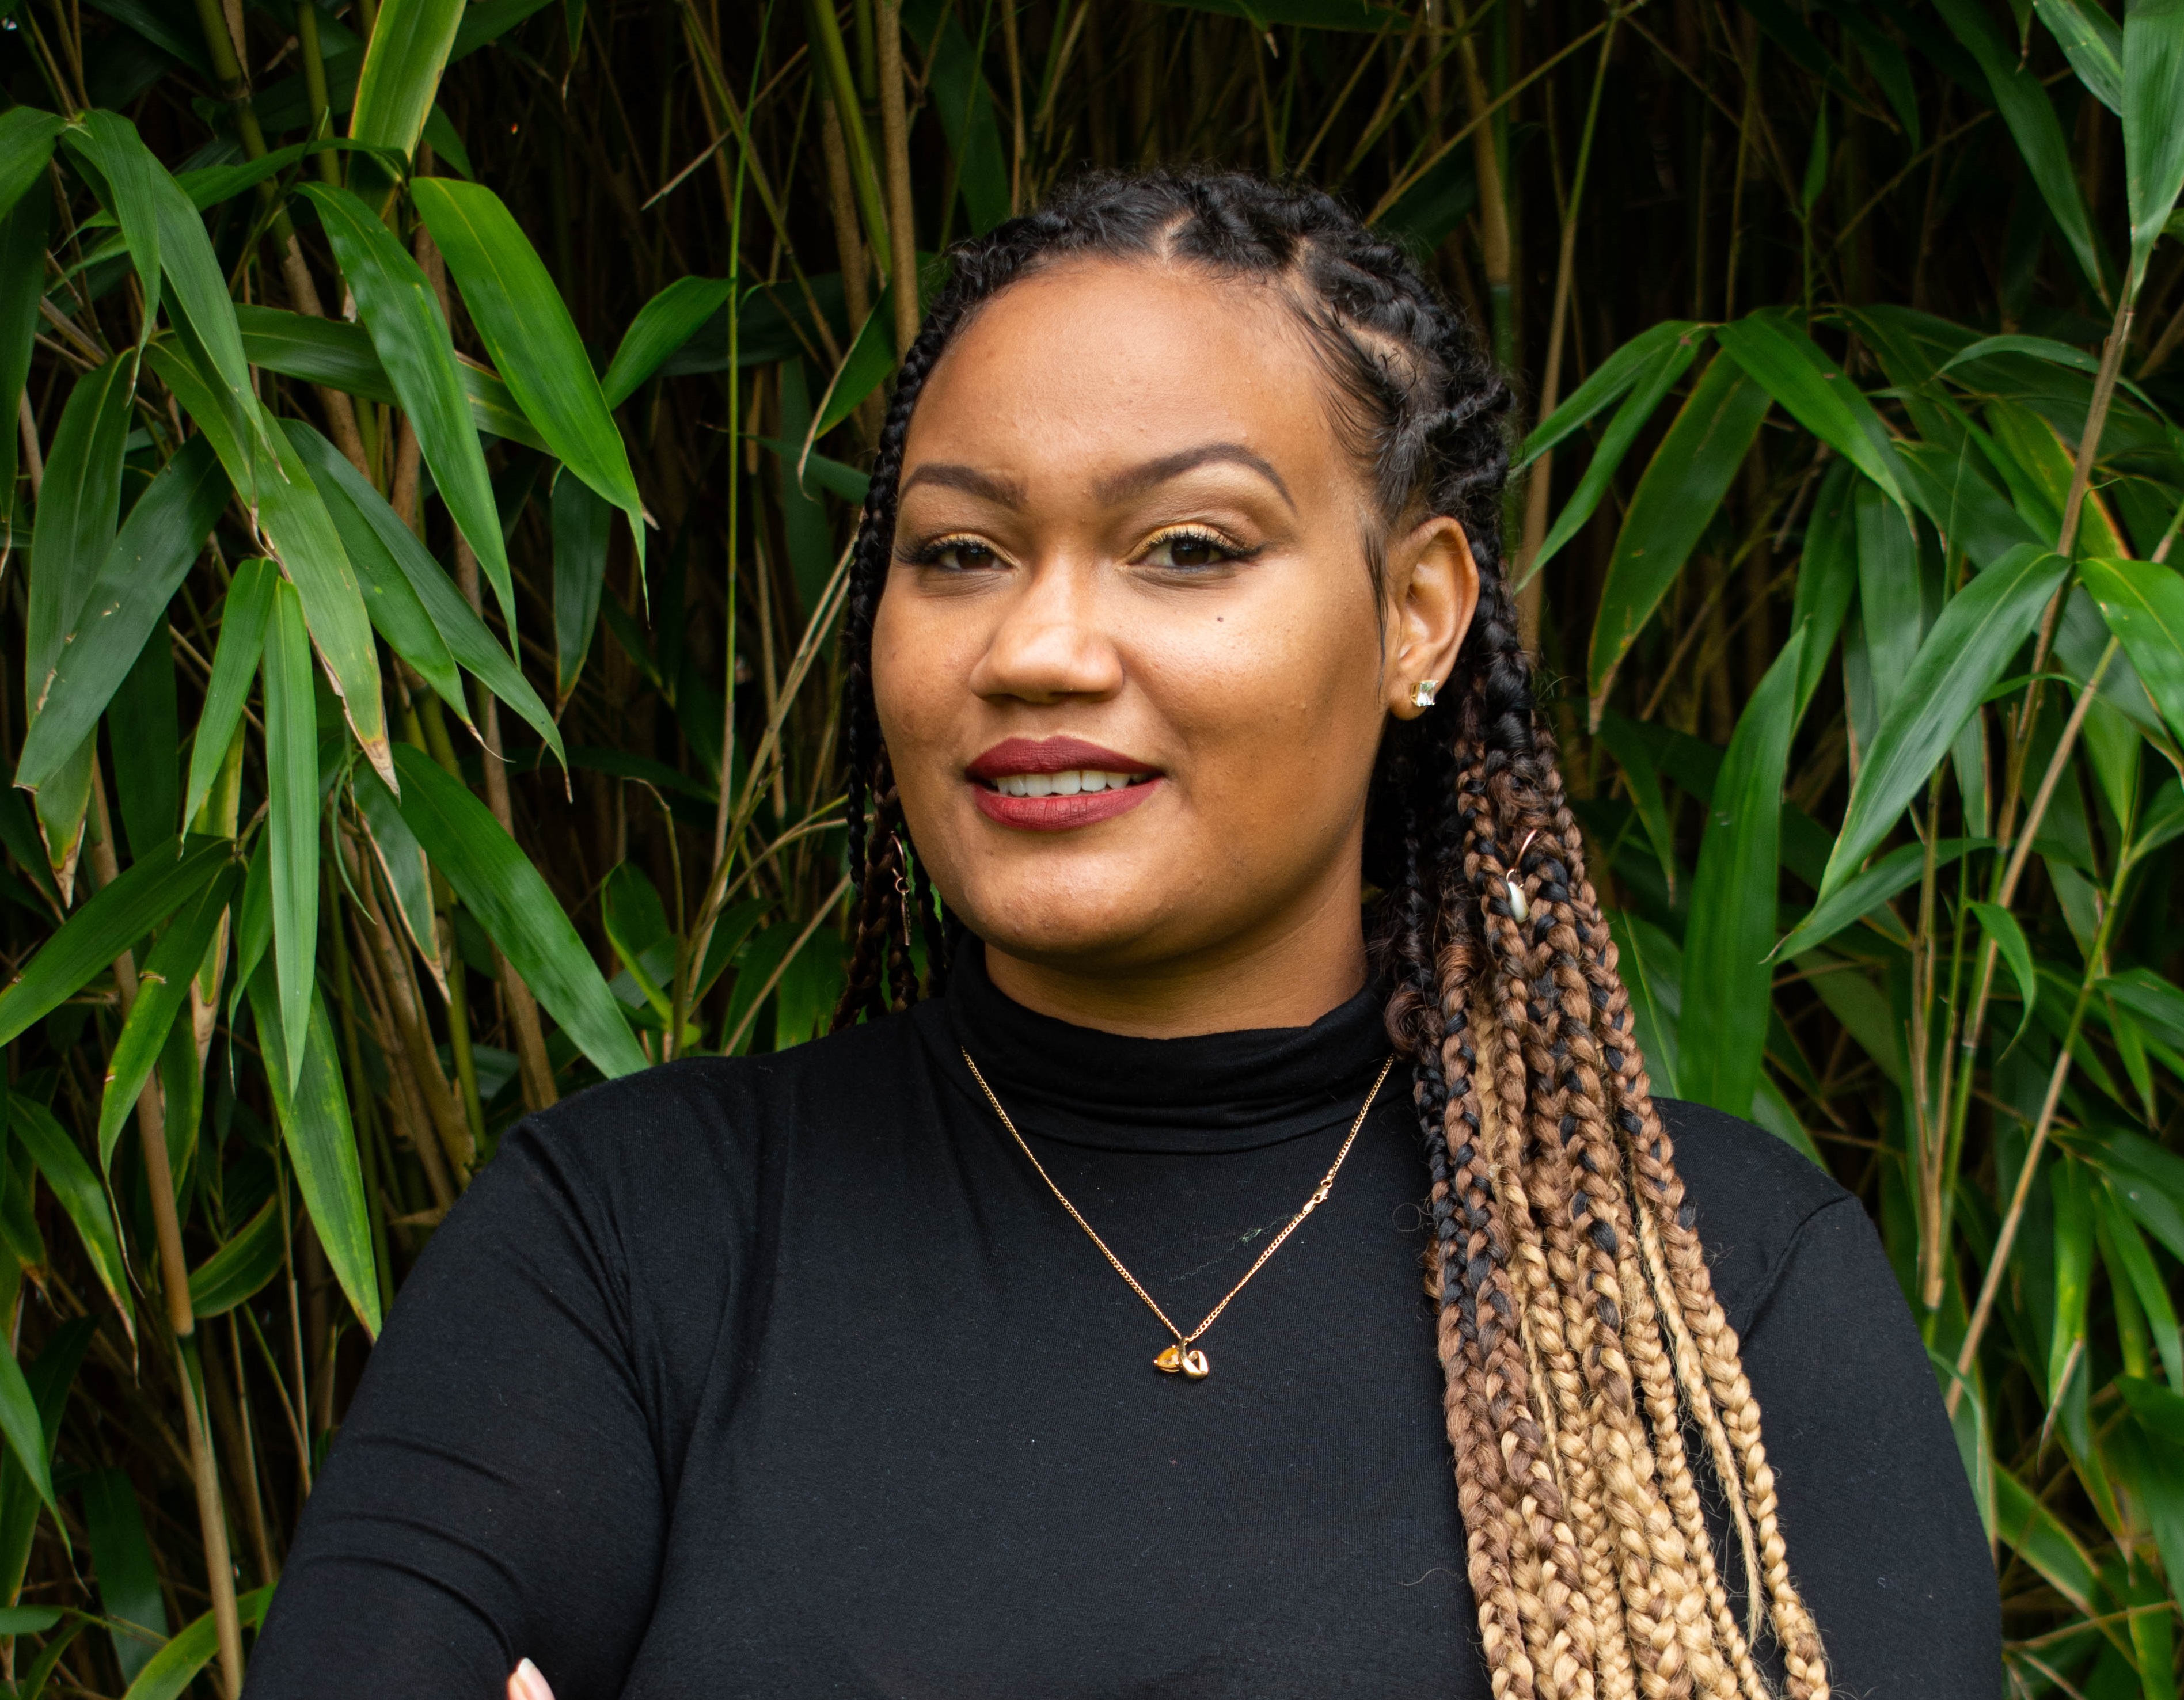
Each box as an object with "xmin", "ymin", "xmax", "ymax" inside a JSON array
[{"xmin": 925, "ymin": 940, "xmax": 1395, "ymax": 1155}]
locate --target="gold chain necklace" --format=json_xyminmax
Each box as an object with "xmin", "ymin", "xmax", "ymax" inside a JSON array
[{"xmin": 961, "ymin": 1048, "xmax": 1396, "ymax": 1380}]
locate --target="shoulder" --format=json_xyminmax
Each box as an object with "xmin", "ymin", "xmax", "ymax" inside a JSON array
[
  {"xmin": 1653, "ymin": 1097, "xmax": 1858, "ymax": 1336},
  {"xmin": 508, "ymin": 1009, "xmax": 932, "ymax": 1197}
]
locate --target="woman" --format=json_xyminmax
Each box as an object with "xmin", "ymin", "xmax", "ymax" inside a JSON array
[{"xmin": 245, "ymin": 172, "xmax": 1997, "ymax": 1699}]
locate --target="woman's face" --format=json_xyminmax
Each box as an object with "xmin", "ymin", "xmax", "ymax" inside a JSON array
[{"xmin": 872, "ymin": 258, "xmax": 1476, "ymax": 1007}]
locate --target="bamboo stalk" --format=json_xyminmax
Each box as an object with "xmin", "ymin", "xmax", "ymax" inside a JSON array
[
  {"xmin": 183, "ymin": 0, "xmax": 369, "ymax": 476},
  {"xmin": 85, "ymin": 777, "xmax": 244, "ymax": 1698},
  {"xmin": 876, "ymin": 0, "xmax": 920, "ymax": 359},
  {"xmin": 1514, "ymin": 15, "xmax": 1618, "ymax": 644}
]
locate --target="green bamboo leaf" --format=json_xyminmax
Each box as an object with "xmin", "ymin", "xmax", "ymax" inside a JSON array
[
  {"xmin": 81, "ymin": 1467, "xmax": 164, "ymax": 1684},
  {"xmin": 1522, "ymin": 330, "xmax": 1703, "ymax": 584},
  {"xmin": 1605, "ymin": 910, "xmax": 1683, "ymax": 1097},
  {"xmin": 9, "ymin": 1097, "xmax": 129, "ymax": 1341},
  {"xmin": 553, "ymin": 468, "xmax": 611, "ymax": 702},
  {"xmin": 263, "ymin": 577, "xmax": 318, "ymax": 1094},
  {"xmin": 186, "ymin": 1197, "xmax": 284, "ymax": 1317},
  {"xmin": 233, "ymin": 305, "xmax": 548, "ymax": 449},
  {"xmin": 2082, "ymin": 1121, "xmax": 2184, "ymax": 1261},
  {"xmin": 2123, "ymin": 0, "xmax": 2184, "ymax": 291},
  {"xmin": 1679, "ymin": 627, "xmax": 1806, "ymax": 1117},
  {"xmin": 601, "ymin": 860, "xmax": 673, "ymax": 1020},
  {"xmin": 411, "ymin": 177, "xmax": 645, "ymax": 554},
  {"xmin": 237, "ymin": 304, "xmax": 397, "ymax": 401},
  {"xmin": 2036, "ymin": 0, "xmax": 2124, "ymax": 111},
  {"xmin": 909, "ymin": 0, "xmax": 1009, "ymax": 234},
  {"xmin": 389, "ymin": 743, "xmax": 647, "ymax": 1078},
  {"xmin": 117, "ymin": 1585, "xmax": 271, "ymax": 1700},
  {"xmin": 351, "ymin": 765, "xmax": 446, "ymax": 999},
  {"xmin": 0, "ymin": 189, "xmax": 49, "ymax": 533},
  {"xmin": 280, "ymin": 421, "xmax": 466, "ymax": 718},
  {"xmin": 26, "ymin": 353, "xmax": 136, "ymax": 717},
  {"xmin": 0, "ymin": 1603, "xmax": 62, "ymax": 1637},
  {"xmin": 1772, "ymin": 836, "xmax": 1993, "ymax": 959},
  {"xmin": 181, "ymin": 557, "xmax": 276, "ymax": 830},
  {"xmin": 0, "ymin": 1339, "xmax": 56, "ymax": 1531},
  {"xmin": 298, "ymin": 182, "xmax": 515, "ymax": 635},
  {"xmin": 601, "ymin": 276, "xmax": 735, "ymax": 409},
  {"xmin": 1520, "ymin": 316, "xmax": 1703, "ymax": 465},
  {"xmin": 1716, "ymin": 311, "xmax": 1912, "ymax": 520},
  {"xmin": 1935, "ymin": 0, "xmax": 2112, "ymax": 296},
  {"xmin": 1596, "ymin": 713, "xmax": 1682, "ymax": 902},
  {"xmin": 808, "ymin": 283, "xmax": 899, "ymax": 448},
  {"xmin": 1586, "ymin": 352, "xmax": 1772, "ymax": 714},
  {"xmin": 92, "ymin": 867, "xmax": 236, "ymax": 1172},
  {"xmin": 66, "ymin": 114, "xmax": 159, "ymax": 340},
  {"xmin": 17, "ymin": 439, "xmax": 225, "ymax": 792},
  {"xmin": 174, "ymin": 138, "xmax": 398, "ymax": 211},
  {"xmin": 1995, "ymin": 1465, "xmax": 2099, "ymax": 1612},
  {"xmin": 73, "ymin": 116, "xmax": 255, "ymax": 448},
  {"xmin": 1790, "ymin": 461, "xmax": 1860, "ymax": 716},
  {"xmin": 284, "ymin": 423, "xmax": 563, "ymax": 762},
  {"xmin": 2050, "ymin": 1155, "xmax": 2096, "ymax": 1401},
  {"xmin": 246, "ymin": 966, "xmax": 380, "ymax": 1337},
  {"xmin": 1855, "ymin": 475, "xmax": 1928, "ymax": 728},
  {"xmin": 1966, "ymin": 900, "xmax": 2040, "ymax": 1050},
  {"xmin": 2130, "ymin": 775, "xmax": 2184, "ymax": 868},
  {"xmin": 0, "ymin": 1316, "xmax": 88, "ymax": 1611},
  {"xmin": 2102, "ymin": 1182, "xmax": 2184, "ymax": 1389},
  {"xmin": 349, "ymin": 0, "xmax": 466, "ymax": 165},
  {"xmin": 0, "ymin": 836, "xmax": 228, "ymax": 1045},
  {"xmin": 2079, "ymin": 556, "xmax": 2184, "ymax": 749},
  {"xmin": 0, "ymin": 108, "xmax": 64, "ymax": 220},
  {"xmin": 149, "ymin": 347, "xmax": 393, "ymax": 788},
  {"xmin": 1819, "ymin": 544, "xmax": 2069, "ymax": 901}
]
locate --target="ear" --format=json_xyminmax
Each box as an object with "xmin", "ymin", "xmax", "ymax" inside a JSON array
[{"xmin": 1382, "ymin": 515, "xmax": 1479, "ymax": 720}]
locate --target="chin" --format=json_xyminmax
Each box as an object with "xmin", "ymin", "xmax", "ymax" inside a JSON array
[{"xmin": 955, "ymin": 876, "xmax": 1189, "ymax": 971}]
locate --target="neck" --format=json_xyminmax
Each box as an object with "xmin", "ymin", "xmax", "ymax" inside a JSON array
[{"xmin": 981, "ymin": 878, "xmax": 1371, "ymax": 1039}]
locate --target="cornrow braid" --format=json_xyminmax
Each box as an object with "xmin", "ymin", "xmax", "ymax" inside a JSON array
[{"xmin": 829, "ymin": 168, "xmax": 1828, "ymax": 1699}]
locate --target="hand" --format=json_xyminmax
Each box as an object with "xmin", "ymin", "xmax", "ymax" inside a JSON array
[{"xmin": 508, "ymin": 1658, "xmax": 555, "ymax": 1700}]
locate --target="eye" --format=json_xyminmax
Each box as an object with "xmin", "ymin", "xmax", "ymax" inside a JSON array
[
  {"xmin": 903, "ymin": 534, "xmax": 1005, "ymax": 573},
  {"xmin": 1139, "ymin": 527, "xmax": 1243, "ymax": 571}
]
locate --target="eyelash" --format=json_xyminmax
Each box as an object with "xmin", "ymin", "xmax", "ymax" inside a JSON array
[
  {"xmin": 899, "ymin": 534, "xmax": 1004, "ymax": 571},
  {"xmin": 897, "ymin": 526, "xmax": 1258, "ymax": 572},
  {"xmin": 1136, "ymin": 526, "xmax": 1252, "ymax": 571}
]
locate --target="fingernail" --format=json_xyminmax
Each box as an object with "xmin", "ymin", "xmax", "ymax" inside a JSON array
[{"xmin": 513, "ymin": 1657, "xmax": 554, "ymax": 1700}]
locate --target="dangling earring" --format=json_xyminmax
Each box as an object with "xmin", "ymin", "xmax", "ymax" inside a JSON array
[
  {"xmin": 1506, "ymin": 829, "xmax": 1540, "ymax": 923},
  {"xmin": 1409, "ymin": 679, "xmax": 1438, "ymax": 709}
]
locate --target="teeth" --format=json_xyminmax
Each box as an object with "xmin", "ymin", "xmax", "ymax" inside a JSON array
[{"xmin": 991, "ymin": 770, "xmax": 1142, "ymax": 798}]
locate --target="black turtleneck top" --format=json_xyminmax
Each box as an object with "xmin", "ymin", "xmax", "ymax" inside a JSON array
[{"xmin": 245, "ymin": 948, "xmax": 1999, "ymax": 1698}]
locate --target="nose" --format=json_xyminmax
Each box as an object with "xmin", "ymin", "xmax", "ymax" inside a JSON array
[{"xmin": 965, "ymin": 556, "xmax": 1123, "ymax": 705}]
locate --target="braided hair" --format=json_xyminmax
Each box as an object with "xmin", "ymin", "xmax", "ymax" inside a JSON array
[{"xmin": 829, "ymin": 170, "xmax": 1828, "ymax": 1700}]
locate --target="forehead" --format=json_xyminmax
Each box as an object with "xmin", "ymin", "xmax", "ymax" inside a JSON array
[{"xmin": 901, "ymin": 258, "xmax": 1350, "ymax": 485}]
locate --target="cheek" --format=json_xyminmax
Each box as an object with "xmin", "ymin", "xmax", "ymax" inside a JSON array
[
  {"xmin": 870, "ymin": 591, "xmax": 969, "ymax": 834},
  {"xmin": 1138, "ymin": 591, "xmax": 1384, "ymax": 792}
]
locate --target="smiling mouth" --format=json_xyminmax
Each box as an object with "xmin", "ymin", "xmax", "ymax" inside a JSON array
[
  {"xmin": 982, "ymin": 769, "xmax": 1153, "ymax": 799},
  {"xmin": 966, "ymin": 739, "xmax": 1163, "ymax": 831}
]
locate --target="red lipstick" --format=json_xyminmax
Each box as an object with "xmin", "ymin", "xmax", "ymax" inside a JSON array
[{"xmin": 966, "ymin": 736, "xmax": 1162, "ymax": 831}]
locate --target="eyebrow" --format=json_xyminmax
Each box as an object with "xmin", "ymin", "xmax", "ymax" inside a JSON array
[
  {"xmin": 1094, "ymin": 442, "xmax": 1296, "ymax": 511},
  {"xmin": 897, "ymin": 463, "xmax": 1029, "ymax": 507},
  {"xmin": 896, "ymin": 442, "xmax": 1296, "ymax": 514}
]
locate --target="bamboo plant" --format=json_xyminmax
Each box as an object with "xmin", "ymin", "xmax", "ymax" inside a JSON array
[{"xmin": 0, "ymin": 0, "xmax": 2181, "ymax": 1691}]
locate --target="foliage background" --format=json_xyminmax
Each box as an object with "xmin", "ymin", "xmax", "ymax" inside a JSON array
[{"xmin": 0, "ymin": 0, "xmax": 2181, "ymax": 1691}]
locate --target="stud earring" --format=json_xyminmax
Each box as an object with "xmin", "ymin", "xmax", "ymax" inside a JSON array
[{"xmin": 1409, "ymin": 679, "xmax": 1438, "ymax": 710}]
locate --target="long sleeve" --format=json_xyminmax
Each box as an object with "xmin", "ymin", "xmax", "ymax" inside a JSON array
[
  {"xmin": 1733, "ymin": 1194, "xmax": 2002, "ymax": 1696},
  {"xmin": 243, "ymin": 1116, "xmax": 668, "ymax": 1699}
]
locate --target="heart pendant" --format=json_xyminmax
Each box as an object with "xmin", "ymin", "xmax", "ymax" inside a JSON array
[{"xmin": 1154, "ymin": 1342, "xmax": 1210, "ymax": 1379}]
